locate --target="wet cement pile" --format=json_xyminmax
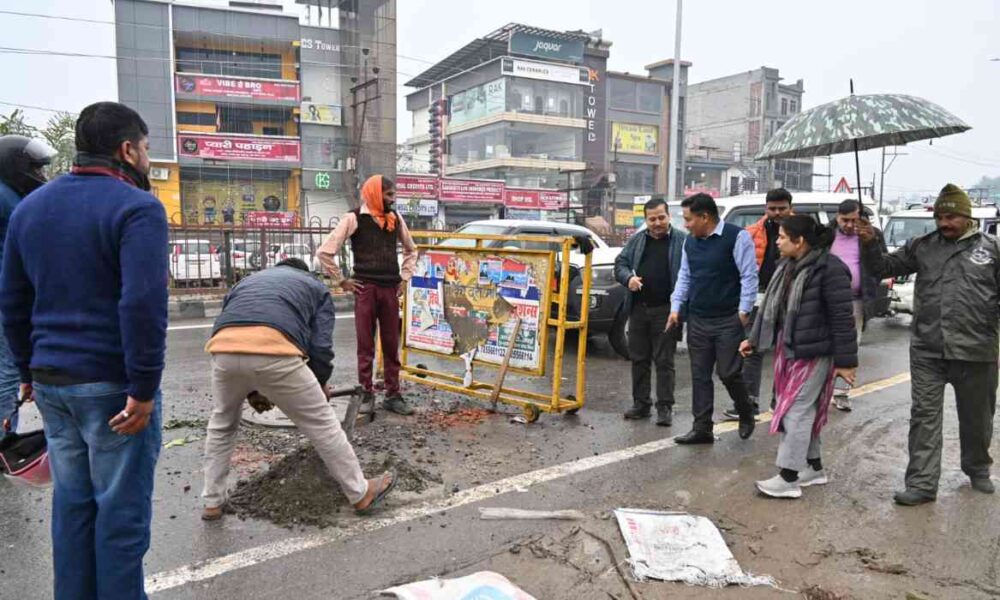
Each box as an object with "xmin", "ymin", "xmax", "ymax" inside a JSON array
[{"xmin": 227, "ymin": 444, "xmax": 442, "ymax": 529}]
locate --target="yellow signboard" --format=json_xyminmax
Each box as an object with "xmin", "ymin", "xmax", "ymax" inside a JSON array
[
  {"xmin": 616, "ymin": 209, "xmax": 635, "ymax": 226},
  {"xmin": 300, "ymin": 102, "xmax": 343, "ymax": 126},
  {"xmin": 611, "ymin": 122, "xmax": 659, "ymax": 155}
]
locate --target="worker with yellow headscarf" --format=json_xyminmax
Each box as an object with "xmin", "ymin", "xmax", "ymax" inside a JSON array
[{"xmin": 317, "ymin": 175, "xmax": 419, "ymax": 415}]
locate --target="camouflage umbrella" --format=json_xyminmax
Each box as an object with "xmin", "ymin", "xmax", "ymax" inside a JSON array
[{"xmin": 756, "ymin": 92, "xmax": 970, "ymax": 204}]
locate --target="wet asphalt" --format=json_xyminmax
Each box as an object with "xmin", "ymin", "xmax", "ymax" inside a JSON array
[{"xmin": 2, "ymin": 315, "xmax": 999, "ymax": 599}]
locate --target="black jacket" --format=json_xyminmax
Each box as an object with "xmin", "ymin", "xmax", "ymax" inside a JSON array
[
  {"xmin": 613, "ymin": 227, "xmax": 687, "ymax": 316},
  {"xmin": 786, "ymin": 251, "xmax": 859, "ymax": 368},
  {"xmin": 213, "ymin": 266, "xmax": 336, "ymax": 384}
]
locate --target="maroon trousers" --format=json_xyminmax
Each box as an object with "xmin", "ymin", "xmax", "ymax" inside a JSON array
[{"xmin": 353, "ymin": 281, "xmax": 401, "ymax": 395}]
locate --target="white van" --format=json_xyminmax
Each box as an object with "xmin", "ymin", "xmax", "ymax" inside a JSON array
[
  {"xmin": 667, "ymin": 192, "xmax": 878, "ymax": 233},
  {"xmin": 169, "ymin": 239, "xmax": 222, "ymax": 285},
  {"xmin": 882, "ymin": 205, "xmax": 1000, "ymax": 313}
]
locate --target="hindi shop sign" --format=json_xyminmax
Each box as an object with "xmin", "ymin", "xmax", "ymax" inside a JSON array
[
  {"xmin": 178, "ymin": 134, "xmax": 301, "ymax": 163},
  {"xmin": 505, "ymin": 188, "xmax": 568, "ymax": 210},
  {"xmin": 175, "ymin": 73, "xmax": 299, "ymax": 102},
  {"xmin": 244, "ymin": 211, "xmax": 298, "ymax": 228},
  {"xmin": 396, "ymin": 174, "xmax": 439, "ymax": 199},
  {"xmin": 439, "ymin": 178, "xmax": 505, "ymax": 203}
]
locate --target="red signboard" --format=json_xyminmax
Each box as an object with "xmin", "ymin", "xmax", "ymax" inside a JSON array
[
  {"xmin": 178, "ymin": 134, "xmax": 301, "ymax": 163},
  {"xmin": 175, "ymin": 73, "xmax": 299, "ymax": 102},
  {"xmin": 396, "ymin": 174, "xmax": 439, "ymax": 199},
  {"xmin": 505, "ymin": 188, "xmax": 568, "ymax": 210},
  {"xmin": 438, "ymin": 178, "xmax": 505, "ymax": 203},
  {"xmin": 683, "ymin": 185, "xmax": 720, "ymax": 198},
  {"xmin": 244, "ymin": 211, "xmax": 298, "ymax": 228}
]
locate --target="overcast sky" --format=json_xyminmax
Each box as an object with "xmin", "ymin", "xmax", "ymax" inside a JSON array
[{"xmin": 2, "ymin": 0, "xmax": 998, "ymax": 200}]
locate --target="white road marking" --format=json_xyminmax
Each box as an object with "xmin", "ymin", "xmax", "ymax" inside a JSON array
[
  {"xmin": 146, "ymin": 371, "xmax": 910, "ymax": 594},
  {"xmin": 167, "ymin": 314, "xmax": 355, "ymax": 332}
]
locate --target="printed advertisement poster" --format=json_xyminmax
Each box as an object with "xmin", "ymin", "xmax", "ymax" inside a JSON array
[
  {"xmin": 180, "ymin": 178, "xmax": 287, "ymax": 225},
  {"xmin": 301, "ymin": 102, "xmax": 343, "ymax": 126},
  {"xmin": 178, "ymin": 134, "xmax": 301, "ymax": 163},
  {"xmin": 611, "ymin": 122, "xmax": 659, "ymax": 155},
  {"xmin": 406, "ymin": 249, "xmax": 550, "ymax": 371},
  {"xmin": 449, "ymin": 78, "xmax": 506, "ymax": 126},
  {"xmin": 175, "ymin": 73, "xmax": 299, "ymax": 102}
]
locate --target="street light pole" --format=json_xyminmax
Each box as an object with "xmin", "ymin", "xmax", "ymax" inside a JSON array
[{"xmin": 666, "ymin": 0, "xmax": 683, "ymax": 202}]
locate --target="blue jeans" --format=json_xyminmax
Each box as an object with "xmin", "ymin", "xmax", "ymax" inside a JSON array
[
  {"xmin": 34, "ymin": 382, "xmax": 162, "ymax": 600},
  {"xmin": 0, "ymin": 319, "xmax": 20, "ymax": 433}
]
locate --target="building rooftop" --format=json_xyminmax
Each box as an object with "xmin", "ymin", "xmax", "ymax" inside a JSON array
[{"xmin": 404, "ymin": 22, "xmax": 596, "ymax": 89}]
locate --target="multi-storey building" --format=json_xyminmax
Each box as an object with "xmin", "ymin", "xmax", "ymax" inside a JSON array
[{"xmin": 113, "ymin": 0, "xmax": 396, "ymax": 226}]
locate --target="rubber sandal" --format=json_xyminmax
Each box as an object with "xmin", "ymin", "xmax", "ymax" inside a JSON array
[{"xmin": 355, "ymin": 470, "xmax": 396, "ymax": 515}]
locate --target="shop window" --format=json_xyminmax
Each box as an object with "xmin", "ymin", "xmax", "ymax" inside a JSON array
[
  {"xmin": 177, "ymin": 112, "xmax": 217, "ymax": 126},
  {"xmin": 637, "ymin": 82, "xmax": 663, "ymax": 113},
  {"xmin": 176, "ymin": 47, "xmax": 283, "ymax": 80},
  {"xmin": 610, "ymin": 78, "xmax": 636, "ymax": 111}
]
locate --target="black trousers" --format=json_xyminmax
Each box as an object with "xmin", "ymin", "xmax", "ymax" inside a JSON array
[
  {"xmin": 687, "ymin": 313, "xmax": 752, "ymax": 432},
  {"xmin": 906, "ymin": 355, "xmax": 997, "ymax": 494},
  {"xmin": 628, "ymin": 303, "xmax": 676, "ymax": 411}
]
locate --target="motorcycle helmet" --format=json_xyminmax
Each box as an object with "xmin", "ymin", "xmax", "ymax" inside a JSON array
[{"xmin": 0, "ymin": 135, "xmax": 58, "ymax": 197}]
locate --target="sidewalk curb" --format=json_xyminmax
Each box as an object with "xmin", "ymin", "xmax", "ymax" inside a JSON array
[{"xmin": 168, "ymin": 294, "xmax": 356, "ymax": 321}]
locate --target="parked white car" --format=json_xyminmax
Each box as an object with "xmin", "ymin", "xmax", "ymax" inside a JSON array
[
  {"xmin": 169, "ymin": 239, "xmax": 222, "ymax": 285},
  {"xmin": 268, "ymin": 243, "xmax": 321, "ymax": 273}
]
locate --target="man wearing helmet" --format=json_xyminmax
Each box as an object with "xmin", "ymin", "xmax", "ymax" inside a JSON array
[{"xmin": 0, "ymin": 134, "xmax": 56, "ymax": 434}]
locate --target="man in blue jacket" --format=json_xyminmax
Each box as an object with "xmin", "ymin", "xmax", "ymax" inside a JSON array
[
  {"xmin": 0, "ymin": 134, "xmax": 56, "ymax": 434},
  {"xmin": 1, "ymin": 102, "xmax": 168, "ymax": 600},
  {"xmin": 614, "ymin": 198, "xmax": 687, "ymax": 426}
]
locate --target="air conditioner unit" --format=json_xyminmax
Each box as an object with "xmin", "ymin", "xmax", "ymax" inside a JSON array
[{"xmin": 149, "ymin": 167, "xmax": 170, "ymax": 181}]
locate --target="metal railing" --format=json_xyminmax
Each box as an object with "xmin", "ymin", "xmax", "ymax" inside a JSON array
[{"xmin": 167, "ymin": 223, "xmax": 346, "ymax": 294}]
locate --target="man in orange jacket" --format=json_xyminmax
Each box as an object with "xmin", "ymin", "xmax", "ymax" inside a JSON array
[{"xmin": 724, "ymin": 188, "xmax": 792, "ymax": 420}]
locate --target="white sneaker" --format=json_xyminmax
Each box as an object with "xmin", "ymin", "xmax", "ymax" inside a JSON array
[
  {"xmin": 756, "ymin": 474, "xmax": 802, "ymax": 499},
  {"xmin": 798, "ymin": 468, "xmax": 829, "ymax": 487}
]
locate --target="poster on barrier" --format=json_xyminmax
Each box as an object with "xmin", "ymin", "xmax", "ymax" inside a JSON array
[{"xmin": 405, "ymin": 248, "xmax": 551, "ymax": 373}]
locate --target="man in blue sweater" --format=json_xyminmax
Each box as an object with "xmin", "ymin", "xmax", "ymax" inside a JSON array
[
  {"xmin": 0, "ymin": 102, "xmax": 168, "ymax": 600},
  {"xmin": 0, "ymin": 134, "xmax": 56, "ymax": 434},
  {"xmin": 667, "ymin": 193, "xmax": 758, "ymax": 444}
]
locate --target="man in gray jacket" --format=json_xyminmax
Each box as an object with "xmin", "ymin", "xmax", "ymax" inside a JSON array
[
  {"xmin": 859, "ymin": 184, "xmax": 998, "ymax": 505},
  {"xmin": 613, "ymin": 198, "xmax": 687, "ymax": 426},
  {"xmin": 200, "ymin": 259, "xmax": 394, "ymax": 519}
]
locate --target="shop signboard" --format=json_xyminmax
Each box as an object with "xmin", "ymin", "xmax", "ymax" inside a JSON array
[
  {"xmin": 175, "ymin": 73, "xmax": 299, "ymax": 102},
  {"xmin": 397, "ymin": 199, "xmax": 439, "ymax": 217},
  {"xmin": 178, "ymin": 134, "xmax": 301, "ymax": 163},
  {"xmin": 245, "ymin": 211, "xmax": 298, "ymax": 228},
  {"xmin": 500, "ymin": 58, "xmax": 589, "ymax": 86},
  {"xmin": 633, "ymin": 195, "xmax": 651, "ymax": 227},
  {"xmin": 300, "ymin": 102, "xmax": 342, "ymax": 126},
  {"xmin": 439, "ymin": 178, "xmax": 505, "ymax": 203},
  {"xmin": 396, "ymin": 174, "xmax": 439, "ymax": 199},
  {"xmin": 581, "ymin": 51, "xmax": 607, "ymax": 190},
  {"xmin": 509, "ymin": 31, "xmax": 585, "ymax": 64},
  {"xmin": 505, "ymin": 188, "xmax": 568, "ymax": 210},
  {"xmin": 612, "ymin": 122, "xmax": 659, "ymax": 155}
]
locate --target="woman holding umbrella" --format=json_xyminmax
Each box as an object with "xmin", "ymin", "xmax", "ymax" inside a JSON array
[{"xmin": 740, "ymin": 215, "xmax": 858, "ymax": 499}]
